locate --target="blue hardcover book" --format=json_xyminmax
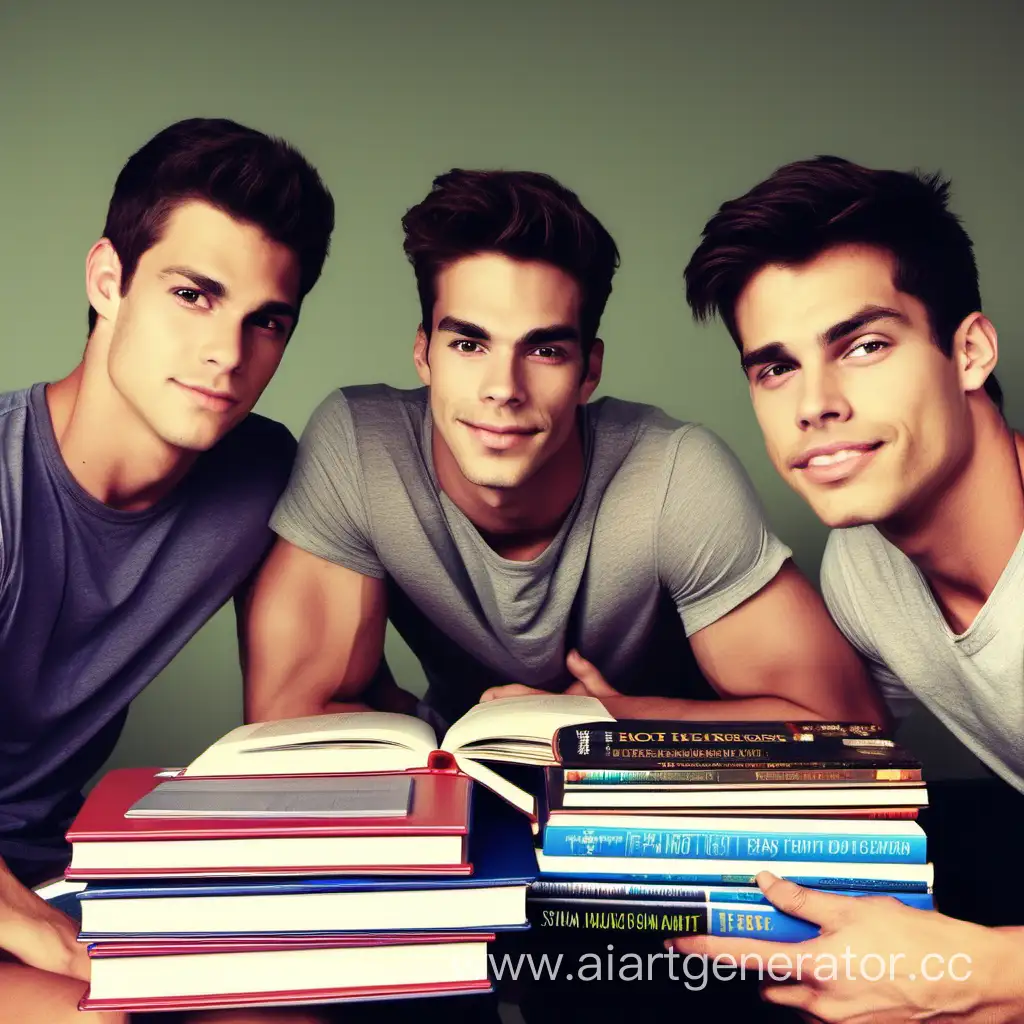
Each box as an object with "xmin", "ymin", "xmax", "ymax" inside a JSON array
[
  {"xmin": 528, "ymin": 897, "xmax": 822, "ymax": 942},
  {"xmin": 542, "ymin": 814, "xmax": 926, "ymax": 863},
  {"xmin": 77, "ymin": 801, "xmax": 538, "ymax": 939},
  {"xmin": 535, "ymin": 848, "xmax": 934, "ymax": 892},
  {"xmin": 528, "ymin": 878, "xmax": 935, "ymax": 911}
]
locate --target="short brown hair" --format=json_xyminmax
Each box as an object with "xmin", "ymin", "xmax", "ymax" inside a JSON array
[
  {"xmin": 401, "ymin": 169, "xmax": 619, "ymax": 351},
  {"xmin": 88, "ymin": 117, "xmax": 334, "ymax": 334},
  {"xmin": 684, "ymin": 155, "xmax": 1001, "ymax": 408}
]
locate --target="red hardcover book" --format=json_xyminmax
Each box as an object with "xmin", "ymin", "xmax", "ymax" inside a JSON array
[
  {"xmin": 66, "ymin": 767, "xmax": 472, "ymax": 879},
  {"xmin": 79, "ymin": 931, "xmax": 495, "ymax": 1012}
]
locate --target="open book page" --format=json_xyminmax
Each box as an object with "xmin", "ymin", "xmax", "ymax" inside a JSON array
[
  {"xmin": 440, "ymin": 694, "xmax": 614, "ymax": 764},
  {"xmin": 182, "ymin": 713, "xmax": 440, "ymax": 777}
]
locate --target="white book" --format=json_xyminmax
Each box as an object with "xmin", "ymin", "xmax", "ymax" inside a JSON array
[{"xmin": 181, "ymin": 695, "xmax": 615, "ymax": 819}]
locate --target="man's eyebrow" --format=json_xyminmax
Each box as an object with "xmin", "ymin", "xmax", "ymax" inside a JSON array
[
  {"xmin": 435, "ymin": 316, "xmax": 579, "ymax": 345},
  {"xmin": 162, "ymin": 267, "xmax": 297, "ymax": 322},
  {"xmin": 252, "ymin": 300, "xmax": 298, "ymax": 323},
  {"xmin": 160, "ymin": 266, "xmax": 226, "ymax": 299},
  {"xmin": 741, "ymin": 341, "xmax": 792, "ymax": 374},
  {"xmin": 740, "ymin": 304, "xmax": 909, "ymax": 374},
  {"xmin": 821, "ymin": 304, "xmax": 909, "ymax": 345}
]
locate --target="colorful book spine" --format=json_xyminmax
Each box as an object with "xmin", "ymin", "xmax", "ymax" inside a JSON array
[
  {"xmin": 541, "ymin": 824, "xmax": 926, "ymax": 863},
  {"xmin": 528, "ymin": 878, "xmax": 935, "ymax": 910},
  {"xmin": 527, "ymin": 898, "xmax": 819, "ymax": 941},
  {"xmin": 533, "ymin": 854, "xmax": 934, "ymax": 892},
  {"xmin": 562, "ymin": 766, "xmax": 921, "ymax": 785},
  {"xmin": 555, "ymin": 722, "xmax": 907, "ymax": 769}
]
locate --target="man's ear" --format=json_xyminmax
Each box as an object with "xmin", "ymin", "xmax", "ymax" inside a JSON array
[
  {"xmin": 954, "ymin": 312, "xmax": 998, "ymax": 395},
  {"xmin": 579, "ymin": 338, "xmax": 604, "ymax": 402},
  {"xmin": 85, "ymin": 239, "xmax": 123, "ymax": 328},
  {"xmin": 413, "ymin": 325, "xmax": 431, "ymax": 386}
]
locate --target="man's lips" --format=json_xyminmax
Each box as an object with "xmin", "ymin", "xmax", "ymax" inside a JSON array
[
  {"xmin": 791, "ymin": 441, "xmax": 883, "ymax": 470},
  {"xmin": 791, "ymin": 441, "xmax": 884, "ymax": 485},
  {"xmin": 461, "ymin": 421, "xmax": 539, "ymax": 450},
  {"xmin": 173, "ymin": 380, "xmax": 240, "ymax": 411}
]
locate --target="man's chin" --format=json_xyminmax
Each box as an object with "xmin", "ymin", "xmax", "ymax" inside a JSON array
[
  {"xmin": 805, "ymin": 496, "xmax": 886, "ymax": 530},
  {"xmin": 456, "ymin": 458, "xmax": 531, "ymax": 491}
]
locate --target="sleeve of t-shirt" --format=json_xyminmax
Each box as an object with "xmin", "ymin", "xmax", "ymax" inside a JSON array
[
  {"xmin": 269, "ymin": 389, "xmax": 385, "ymax": 579},
  {"xmin": 656, "ymin": 423, "xmax": 792, "ymax": 635},
  {"xmin": 820, "ymin": 531, "xmax": 918, "ymax": 719}
]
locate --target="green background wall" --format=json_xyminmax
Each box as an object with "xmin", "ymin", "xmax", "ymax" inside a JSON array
[{"xmin": 3, "ymin": 0, "xmax": 1020, "ymax": 779}]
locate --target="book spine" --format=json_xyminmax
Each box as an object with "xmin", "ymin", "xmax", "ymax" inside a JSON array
[
  {"xmin": 539, "ymin": 866, "xmax": 932, "ymax": 893},
  {"xmin": 562, "ymin": 767, "xmax": 921, "ymax": 785},
  {"xmin": 557, "ymin": 739, "xmax": 903, "ymax": 769},
  {"xmin": 556, "ymin": 722, "xmax": 888, "ymax": 764},
  {"xmin": 527, "ymin": 879, "xmax": 936, "ymax": 910},
  {"xmin": 541, "ymin": 825, "xmax": 926, "ymax": 864},
  {"xmin": 527, "ymin": 899, "xmax": 819, "ymax": 942}
]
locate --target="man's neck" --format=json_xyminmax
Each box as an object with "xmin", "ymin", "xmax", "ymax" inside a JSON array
[
  {"xmin": 879, "ymin": 402, "xmax": 1024, "ymax": 633},
  {"xmin": 46, "ymin": 358, "xmax": 198, "ymax": 512},
  {"xmin": 433, "ymin": 421, "xmax": 586, "ymax": 562}
]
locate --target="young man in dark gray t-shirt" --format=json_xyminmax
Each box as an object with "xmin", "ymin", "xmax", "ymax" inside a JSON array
[
  {"xmin": 0, "ymin": 118, "xmax": 333, "ymax": 1023},
  {"xmin": 244, "ymin": 168, "xmax": 884, "ymax": 743}
]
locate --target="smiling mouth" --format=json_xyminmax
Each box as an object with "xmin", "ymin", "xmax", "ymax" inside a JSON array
[
  {"xmin": 803, "ymin": 443, "xmax": 883, "ymax": 468},
  {"xmin": 794, "ymin": 442, "xmax": 884, "ymax": 485}
]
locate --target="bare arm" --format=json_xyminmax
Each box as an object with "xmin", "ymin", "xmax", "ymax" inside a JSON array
[
  {"xmin": 610, "ymin": 561, "xmax": 885, "ymax": 724},
  {"xmin": 489, "ymin": 561, "xmax": 889, "ymax": 724},
  {"xmin": 686, "ymin": 560, "xmax": 886, "ymax": 722},
  {"xmin": 241, "ymin": 538, "xmax": 390, "ymax": 723},
  {"xmin": 0, "ymin": 857, "xmax": 88, "ymax": 981}
]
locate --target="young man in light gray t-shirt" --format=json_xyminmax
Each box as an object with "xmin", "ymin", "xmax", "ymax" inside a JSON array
[
  {"xmin": 679, "ymin": 155, "xmax": 1024, "ymax": 1023},
  {"xmin": 243, "ymin": 168, "xmax": 882, "ymax": 735}
]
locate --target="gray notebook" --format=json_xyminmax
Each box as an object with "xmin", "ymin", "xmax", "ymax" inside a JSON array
[{"xmin": 125, "ymin": 774, "xmax": 414, "ymax": 819}]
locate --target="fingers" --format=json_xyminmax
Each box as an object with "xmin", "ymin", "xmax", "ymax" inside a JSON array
[
  {"xmin": 756, "ymin": 871, "xmax": 855, "ymax": 929},
  {"xmin": 479, "ymin": 684, "xmax": 546, "ymax": 702},
  {"xmin": 566, "ymin": 649, "xmax": 618, "ymax": 695},
  {"xmin": 760, "ymin": 982, "xmax": 816, "ymax": 1011},
  {"xmin": 665, "ymin": 932, "xmax": 786, "ymax": 963}
]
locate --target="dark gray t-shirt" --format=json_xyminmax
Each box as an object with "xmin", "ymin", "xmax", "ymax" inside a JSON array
[
  {"xmin": 0, "ymin": 384, "xmax": 296, "ymax": 884},
  {"xmin": 271, "ymin": 385, "xmax": 791, "ymax": 727}
]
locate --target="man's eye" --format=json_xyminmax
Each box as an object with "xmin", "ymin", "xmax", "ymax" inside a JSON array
[
  {"xmin": 173, "ymin": 288, "xmax": 208, "ymax": 307},
  {"xmin": 848, "ymin": 339, "xmax": 889, "ymax": 358},
  {"xmin": 758, "ymin": 364, "xmax": 792, "ymax": 380},
  {"xmin": 451, "ymin": 339, "xmax": 482, "ymax": 353},
  {"xmin": 533, "ymin": 346, "xmax": 565, "ymax": 360}
]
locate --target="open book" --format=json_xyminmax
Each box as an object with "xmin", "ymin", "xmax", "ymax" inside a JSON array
[{"xmin": 181, "ymin": 695, "xmax": 617, "ymax": 819}]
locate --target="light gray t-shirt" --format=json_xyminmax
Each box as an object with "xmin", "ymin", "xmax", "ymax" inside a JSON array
[
  {"xmin": 271, "ymin": 385, "xmax": 792, "ymax": 726},
  {"xmin": 821, "ymin": 525, "xmax": 1024, "ymax": 792}
]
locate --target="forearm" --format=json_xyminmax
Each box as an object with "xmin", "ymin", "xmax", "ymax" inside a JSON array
[
  {"xmin": 599, "ymin": 693, "xmax": 830, "ymax": 721},
  {"xmin": 0, "ymin": 858, "xmax": 86, "ymax": 979}
]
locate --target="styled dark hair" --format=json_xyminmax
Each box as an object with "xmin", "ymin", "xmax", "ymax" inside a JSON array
[
  {"xmin": 684, "ymin": 155, "xmax": 1001, "ymax": 409},
  {"xmin": 88, "ymin": 117, "xmax": 335, "ymax": 334},
  {"xmin": 401, "ymin": 169, "xmax": 619, "ymax": 351}
]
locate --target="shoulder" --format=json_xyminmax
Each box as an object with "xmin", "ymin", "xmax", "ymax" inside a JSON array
[
  {"xmin": 338, "ymin": 383, "xmax": 428, "ymax": 432},
  {"xmin": 822, "ymin": 525, "xmax": 895, "ymax": 589},
  {"xmin": 300, "ymin": 384, "xmax": 427, "ymax": 439},
  {"xmin": 590, "ymin": 396, "xmax": 739, "ymax": 461},
  {"xmin": 0, "ymin": 386, "xmax": 32, "ymax": 434}
]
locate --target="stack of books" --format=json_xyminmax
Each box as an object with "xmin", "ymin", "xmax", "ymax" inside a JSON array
[
  {"xmin": 61, "ymin": 705, "xmax": 560, "ymax": 1015},
  {"xmin": 527, "ymin": 720, "xmax": 934, "ymax": 943}
]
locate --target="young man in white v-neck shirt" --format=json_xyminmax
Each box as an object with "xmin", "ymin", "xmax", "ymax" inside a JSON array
[{"xmin": 677, "ymin": 155, "xmax": 1024, "ymax": 1024}]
